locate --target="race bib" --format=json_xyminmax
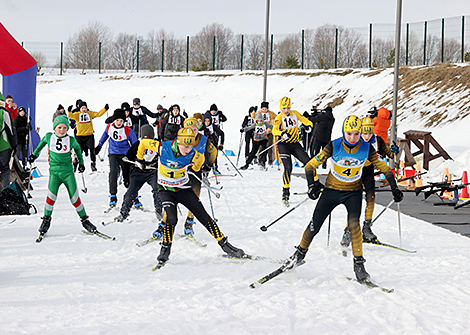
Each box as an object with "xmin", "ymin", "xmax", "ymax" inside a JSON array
[
  {"xmin": 49, "ymin": 134, "xmax": 71, "ymax": 154},
  {"xmin": 158, "ymin": 164, "xmax": 189, "ymax": 188},
  {"xmin": 211, "ymin": 115, "xmax": 219, "ymax": 126},
  {"xmin": 281, "ymin": 114, "xmax": 298, "ymax": 130},
  {"xmin": 143, "ymin": 149, "xmax": 157, "ymax": 162},
  {"xmin": 170, "ymin": 116, "xmax": 182, "ymax": 125},
  {"xmin": 79, "ymin": 112, "xmax": 91, "ymax": 123},
  {"xmin": 108, "ymin": 125, "xmax": 127, "ymax": 142},
  {"xmin": 262, "ymin": 113, "xmax": 270, "ymax": 122}
]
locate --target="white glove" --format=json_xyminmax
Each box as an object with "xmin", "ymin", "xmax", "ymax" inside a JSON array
[{"xmin": 282, "ymin": 133, "xmax": 290, "ymax": 140}]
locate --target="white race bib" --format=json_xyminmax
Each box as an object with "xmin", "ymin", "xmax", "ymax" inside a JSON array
[
  {"xmin": 281, "ymin": 114, "xmax": 298, "ymax": 130},
  {"xmin": 50, "ymin": 134, "xmax": 71, "ymax": 154},
  {"xmin": 79, "ymin": 112, "xmax": 91, "ymax": 123}
]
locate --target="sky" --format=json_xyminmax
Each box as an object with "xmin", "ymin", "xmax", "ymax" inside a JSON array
[{"xmin": 2, "ymin": 0, "xmax": 470, "ymax": 42}]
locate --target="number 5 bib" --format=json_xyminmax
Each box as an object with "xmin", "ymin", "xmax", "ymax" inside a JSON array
[{"xmin": 49, "ymin": 134, "xmax": 71, "ymax": 154}]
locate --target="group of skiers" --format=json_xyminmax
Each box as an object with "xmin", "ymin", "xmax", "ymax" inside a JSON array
[{"xmin": 21, "ymin": 93, "xmax": 404, "ymax": 281}]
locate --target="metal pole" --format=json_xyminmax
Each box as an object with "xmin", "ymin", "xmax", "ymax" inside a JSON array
[
  {"xmin": 369, "ymin": 23, "xmax": 372, "ymax": 68},
  {"xmin": 391, "ymin": 0, "xmax": 403, "ymax": 169},
  {"xmin": 462, "ymin": 16, "xmax": 465, "ymax": 63},
  {"xmin": 406, "ymin": 23, "xmax": 409, "ymax": 65},
  {"xmin": 161, "ymin": 39, "xmax": 164, "ymax": 72},
  {"xmin": 301, "ymin": 29, "xmax": 304, "ymax": 69},
  {"xmin": 424, "ymin": 21, "xmax": 427, "ymax": 65},
  {"xmin": 241, "ymin": 34, "xmax": 244, "ymax": 71},
  {"xmin": 60, "ymin": 42, "xmax": 63, "ymax": 75},
  {"xmin": 99, "ymin": 42, "xmax": 101, "ymax": 74},
  {"xmin": 186, "ymin": 36, "xmax": 189, "ymax": 73},
  {"xmin": 441, "ymin": 18, "xmax": 445, "ymax": 63},
  {"xmin": 263, "ymin": 0, "xmax": 270, "ymax": 101},
  {"xmin": 335, "ymin": 28, "xmax": 338, "ymax": 68},
  {"xmin": 270, "ymin": 33, "xmax": 273, "ymax": 69},
  {"xmin": 212, "ymin": 35, "xmax": 216, "ymax": 70},
  {"xmin": 136, "ymin": 40, "xmax": 140, "ymax": 72}
]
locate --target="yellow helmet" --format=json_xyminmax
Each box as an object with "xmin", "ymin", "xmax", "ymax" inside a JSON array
[
  {"xmin": 280, "ymin": 97, "xmax": 291, "ymax": 109},
  {"xmin": 343, "ymin": 115, "xmax": 362, "ymax": 133},
  {"xmin": 177, "ymin": 128, "xmax": 195, "ymax": 146},
  {"xmin": 361, "ymin": 117, "xmax": 374, "ymax": 134},
  {"xmin": 184, "ymin": 117, "xmax": 198, "ymax": 128}
]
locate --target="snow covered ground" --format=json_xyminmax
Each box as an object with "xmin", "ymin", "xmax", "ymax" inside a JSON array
[{"xmin": 2, "ymin": 68, "xmax": 470, "ymax": 334}]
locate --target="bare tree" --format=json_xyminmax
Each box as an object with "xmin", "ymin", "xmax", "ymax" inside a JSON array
[
  {"xmin": 244, "ymin": 34, "xmax": 265, "ymax": 70},
  {"xmin": 64, "ymin": 21, "xmax": 112, "ymax": 69},
  {"xmin": 191, "ymin": 23, "xmax": 234, "ymax": 70},
  {"xmin": 30, "ymin": 51, "xmax": 47, "ymax": 73},
  {"xmin": 273, "ymin": 33, "xmax": 301, "ymax": 69},
  {"xmin": 310, "ymin": 25, "xmax": 336, "ymax": 69},
  {"xmin": 338, "ymin": 27, "xmax": 367, "ymax": 68},
  {"xmin": 110, "ymin": 33, "xmax": 141, "ymax": 70},
  {"xmin": 372, "ymin": 37, "xmax": 395, "ymax": 67},
  {"xmin": 444, "ymin": 39, "xmax": 461, "ymax": 62}
]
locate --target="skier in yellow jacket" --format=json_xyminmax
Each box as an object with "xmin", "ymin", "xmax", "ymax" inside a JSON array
[{"xmin": 272, "ymin": 97, "xmax": 313, "ymax": 206}]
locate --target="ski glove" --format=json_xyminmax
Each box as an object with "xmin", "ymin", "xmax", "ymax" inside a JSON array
[
  {"xmin": 68, "ymin": 105, "xmax": 73, "ymax": 112},
  {"xmin": 218, "ymin": 145, "xmax": 224, "ymax": 151},
  {"xmin": 28, "ymin": 154, "xmax": 37, "ymax": 164},
  {"xmin": 308, "ymin": 180, "xmax": 324, "ymax": 200},
  {"xmin": 78, "ymin": 164, "xmax": 86, "ymax": 173},
  {"xmin": 282, "ymin": 132, "xmax": 290, "ymax": 140},
  {"xmin": 392, "ymin": 188, "xmax": 404, "ymax": 202},
  {"xmin": 305, "ymin": 126, "xmax": 312, "ymax": 133},
  {"xmin": 95, "ymin": 146, "xmax": 101, "ymax": 155},
  {"xmin": 390, "ymin": 141, "xmax": 399, "ymax": 154},
  {"xmin": 124, "ymin": 180, "xmax": 130, "ymax": 188},
  {"xmin": 240, "ymin": 129, "xmax": 244, "ymax": 133},
  {"xmin": 104, "ymin": 104, "xmax": 109, "ymax": 111}
]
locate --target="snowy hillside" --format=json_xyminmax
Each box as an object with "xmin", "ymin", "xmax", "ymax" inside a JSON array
[{"xmin": 2, "ymin": 66, "xmax": 470, "ymax": 334}]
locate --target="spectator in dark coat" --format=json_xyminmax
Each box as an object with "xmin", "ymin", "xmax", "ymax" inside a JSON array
[
  {"xmin": 0, "ymin": 93, "xmax": 17, "ymax": 187},
  {"xmin": 159, "ymin": 104, "xmax": 185, "ymax": 141},
  {"xmin": 14, "ymin": 106, "xmax": 31, "ymax": 168},
  {"xmin": 241, "ymin": 106, "xmax": 256, "ymax": 159},
  {"xmin": 309, "ymin": 106, "xmax": 335, "ymax": 168},
  {"xmin": 131, "ymin": 97, "xmax": 158, "ymax": 137}
]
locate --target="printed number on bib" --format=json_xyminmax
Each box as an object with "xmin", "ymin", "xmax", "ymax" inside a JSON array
[
  {"xmin": 79, "ymin": 113, "xmax": 91, "ymax": 123},
  {"xmin": 50, "ymin": 134, "xmax": 71, "ymax": 154},
  {"xmin": 158, "ymin": 165, "xmax": 189, "ymax": 188},
  {"xmin": 282, "ymin": 115, "xmax": 298, "ymax": 130}
]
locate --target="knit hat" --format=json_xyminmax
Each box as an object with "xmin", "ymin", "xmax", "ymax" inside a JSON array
[
  {"xmin": 249, "ymin": 106, "xmax": 257, "ymax": 114},
  {"xmin": 75, "ymin": 99, "xmax": 82, "ymax": 107},
  {"xmin": 133, "ymin": 97, "xmax": 140, "ymax": 105},
  {"xmin": 255, "ymin": 113, "xmax": 264, "ymax": 121},
  {"xmin": 18, "ymin": 106, "xmax": 26, "ymax": 113},
  {"xmin": 58, "ymin": 104, "xmax": 64, "ymax": 111},
  {"xmin": 78, "ymin": 101, "xmax": 87, "ymax": 109},
  {"xmin": 210, "ymin": 104, "xmax": 218, "ymax": 111},
  {"xmin": 112, "ymin": 108, "xmax": 126, "ymax": 121},
  {"xmin": 324, "ymin": 106, "xmax": 332, "ymax": 113},
  {"xmin": 280, "ymin": 97, "xmax": 291, "ymax": 109},
  {"xmin": 53, "ymin": 114, "xmax": 70, "ymax": 130},
  {"xmin": 170, "ymin": 104, "xmax": 180, "ymax": 112},
  {"xmin": 177, "ymin": 128, "xmax": 195, "ymax": 146},
  {"xmin": 184, "ymin": 117, "xmax": 198, "ymax": 128},
  {"xmin": 140, "ymin": 124, "xmax": 155, "ymax": 139},
  {"xmin": 261, "ymin": 101, "xmax": 269, "ymax": 109},
  {"xmin": 157, "ymin": 104, "xmax": 163, "ymax": 110},
  {"xmin": 121, "ymin": 102, "xmax": 131, "ymax": 112}
]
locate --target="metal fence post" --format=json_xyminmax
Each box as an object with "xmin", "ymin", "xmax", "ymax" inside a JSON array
[
  {"xmin": 301, "ymin": 29, "xmax": 304, "ymax": 69},
  {"xmin": 335, "ymin": 28, "xmax": 338, "ymax": 68},
  {"xmin": 161, "ymin": 39, "xmax": 164, "ymax": 72},
  {"xmin": 212, "ymin": 35, "xmax": 216, "ymax": 70},
  {"xmin": 186, "ymin": 36, "xmax": 189, "ymax": 73},
  {"xmin": 369, "ymin": 23, "xmax": 372, "ymax": 68},
  {"xmin": 241, "ymin": 34, "xmax": 244, "ymax": 71},
  {"xmin": 60, "ymin": 42, "xmax": 63, "ymax": 75},
  {"xmin": 441, "ymin": 18, "xmax": 445, "ymax": 62},
  {"xmin": 462, "ymin": 16, "xmax": 465, "ymax": 63},
  {"xmin": 136, "ymin": 40, "xmax": 140, "ymax": 72},
  {"xmin": 270, "ymin": 34, "xmax": 273, "ymax": 69},
  {"xmin": 99, "ymin": 42, "xmax": 101, "ymax": 74},
  {"xmin": 423, "ymin": 21, "xmax": 427, "ymax": 65},
  {"xmin": 406, "ymin": 23, "xmax": 409, "ymax": 65}
]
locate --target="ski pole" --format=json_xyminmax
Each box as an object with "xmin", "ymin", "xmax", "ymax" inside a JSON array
[
  {"xmin": 371, "ymin": 199, "xmax": 395, "ymax": 224},
  {"xmin": 327, "ymin": 214, "xmax": 331, "ymax": 248},
  {"xmin": 256, "ymin": 138, "xmax": 282, "ymax": 158},
  {"xmin": 26, "ymin": 165, "xmax": 35, "ymax": 199},
  {"xmin": 220, "ymin": 150, "xmax": 243, "ymax": 178},
  {"xmin": 260, "ymin": 198, "xmax": 310, "ymax": 232},
  {"xmin": 207, "ymin": 187, "xmax": 217, "ymax": 222},
  {"xmin": 81, "ymin": 172, "xmax": 87, "ymax": 193},
  {"xmin": 189, "ymin": 171, "xmax": 220, "ymax": 199},
  {"xmin": 236, "ymin": 132, "xmax": 244, "ymax": 166}
]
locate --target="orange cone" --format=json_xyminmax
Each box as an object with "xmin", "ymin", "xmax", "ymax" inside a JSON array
[
  {"xmin": 415, "ymin": 163, "xmax": 423, "ymax": 187},
  {"xmin": 460, "ymin": 171, "xmax": 470, "ymax": 199},
  {"xmin": 398, "ymin": 160, "xmax": 407, "ymax": 186}
]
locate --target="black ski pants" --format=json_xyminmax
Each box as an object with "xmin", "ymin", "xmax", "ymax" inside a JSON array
[
  {"xmin": 245, "ymin": 139, "xmax": 268, "ymax": 166},
  {"xmin": 299, "ymin": 188, "xmax": 363, "ymax": 257},
  {"xmin": 108, "ymin": 154, "xmax": 125, "ymax": 196},
  {"xmin": 76, "ymin": 135, "xmax": 96, "ymax": 163},
  {"xmin": 278, "ymin": 142, "xmax": 311, "ymax": 189},
  {"xmin": 244, "ymin": 131, "xmax": 254, "ymax": 158},
  {"xmin": 121, "ymin": 169, "xmax": 162, "ymax": 216}
]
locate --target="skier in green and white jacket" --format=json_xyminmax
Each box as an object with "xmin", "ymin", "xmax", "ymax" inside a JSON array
[{"xmin": 29, "ymin": 115, "xmax": 97, "ymax": 240}]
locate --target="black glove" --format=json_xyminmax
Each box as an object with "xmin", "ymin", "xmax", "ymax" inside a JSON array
[
  {"xmin": 95, "ymin": 146, "xmax": 101, "ymax": 155},
  {"xmin": 68, "ymin": 105, "xmax": 73, "ymax": 112},
  {"xmin": 392, "ymin": 188, "xmax": 404, "ymax": 203},
  {"xmin": 28, "ymin": 154, "xmax": 36, "ymax": 164},
  {"xmin": 78, "ymin": 164, "xmax": 85, "ymax": 173},
  {"xmin": 104, "ymin": 103, "xmax": 109, "ymax": 111},
  {"xmin": 202, "ymin": 164, "xmax": 212, "ymax": 173},
  {"xmin": 27, "ymin": 123, "xmax": 32, "ymax": 131},
  {"xmin": 240, "ymin": 129, "xmax": 244, "ymax": 133},
  {"xmin": 124, "ymin": 180, "xmax": 130, "ymax": 188},
  {"xmin": 281, "ymin": 131, "xmax": 290, "ymax": 140},
  {"xmin": 307, "ymin": 181, "xmax": 324, "ymax": 200},
  {"xmin": 218, "ymin": 145, "xmax": 224, "ymax": 151}
]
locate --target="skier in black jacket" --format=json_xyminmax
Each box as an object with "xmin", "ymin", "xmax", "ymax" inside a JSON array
[
  {"xmin": 131, "ymin": 98, "xmax": 158, "ymax": 137},
  {"xmin": 240, "ymin": 106, "xmax": 256, "ymax": 159},
  {"xmin": 159, "ymin": 104, "xmax": 185, "ymax": 141},
  {"xmin": 309, "ymin": 106, "xmax": 335, "ymax": 168}
]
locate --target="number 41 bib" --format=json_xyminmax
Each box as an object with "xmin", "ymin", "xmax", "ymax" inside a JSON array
[{"xmin": 331, "ymin": 138, "xmax": 369, "ymax": 183}]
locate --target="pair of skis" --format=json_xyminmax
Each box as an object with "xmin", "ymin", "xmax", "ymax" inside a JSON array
[{"xmin": 36, "ymin": 229, "xmax": 115, "ymax": 243}]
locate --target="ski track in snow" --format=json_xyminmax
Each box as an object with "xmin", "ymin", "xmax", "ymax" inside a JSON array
[{"xmin": 1, "ymin": 71, "xmax": 470, "ymax": 334}]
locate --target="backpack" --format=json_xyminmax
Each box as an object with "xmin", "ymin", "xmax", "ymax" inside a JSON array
[{"xmin": 0, "ymin": 179, "xmax": 37, "ymax": 215}]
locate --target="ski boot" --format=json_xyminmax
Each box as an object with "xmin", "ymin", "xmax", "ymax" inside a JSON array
[
  {"xmin": 362, "ymin": 220, "xmax": 378, "ymax": 242},
  {"xmin": 155, "ymin": 208, "xmax": 163, "ymax": 221},
  {"xmin": 340, "ymin": 227, "xmax": 351, "ymax": 247},
  {"xmin": 218, "ymin": 236, "xmax": 245, "ymax": 258},
  {"xmin": 109, "ymin": 195, "xmax": 117, "ymax": 208},
  {"xmin": 134, "ymin": 196, "xmax": 143, "ymax": 210},
  {"xmin": 81, "ymin": 215, "xmax": 97, "ymax": 233},
  {"xmin": 282, "ymin": 188, "xmax": 290, "ymax": 207},
  {"xmin": 91, "ymin": 161, "xmax": 97, "ymax": 172},
  {"xmin": 239, "ymin": 164, "xmax": 249, "ymax": 170},
  {"xmin": 153, "ymin": 222, "xmax": 165, "ymax": 239},
  {"xmin": 353, "ymin": 256, "xmax": 370, "ymax": 282},
  {"xmin": 212, "ymin": 166, "xmax": 221, "ymax": 176},
  {"xmin": 283, "ymin": 245, "xmax": 308, "ymax": 270},
  {"xmin": 184, "ymin": 217, "xmax": 196, "ymax": 235},
  {"xmin": 157, "ymin": 243, "xmax": 172, "ymax": 264},
  {"xmin": 259, "ymin": 162, "xmax": 267, "ymax": 171},
  {"xmin": 114, "ymin": 213, "xmax": 128, "ymax": 223},
  {"xmin": 38, "ymin": 215, "xmax": 52, "ymax": 235}
]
